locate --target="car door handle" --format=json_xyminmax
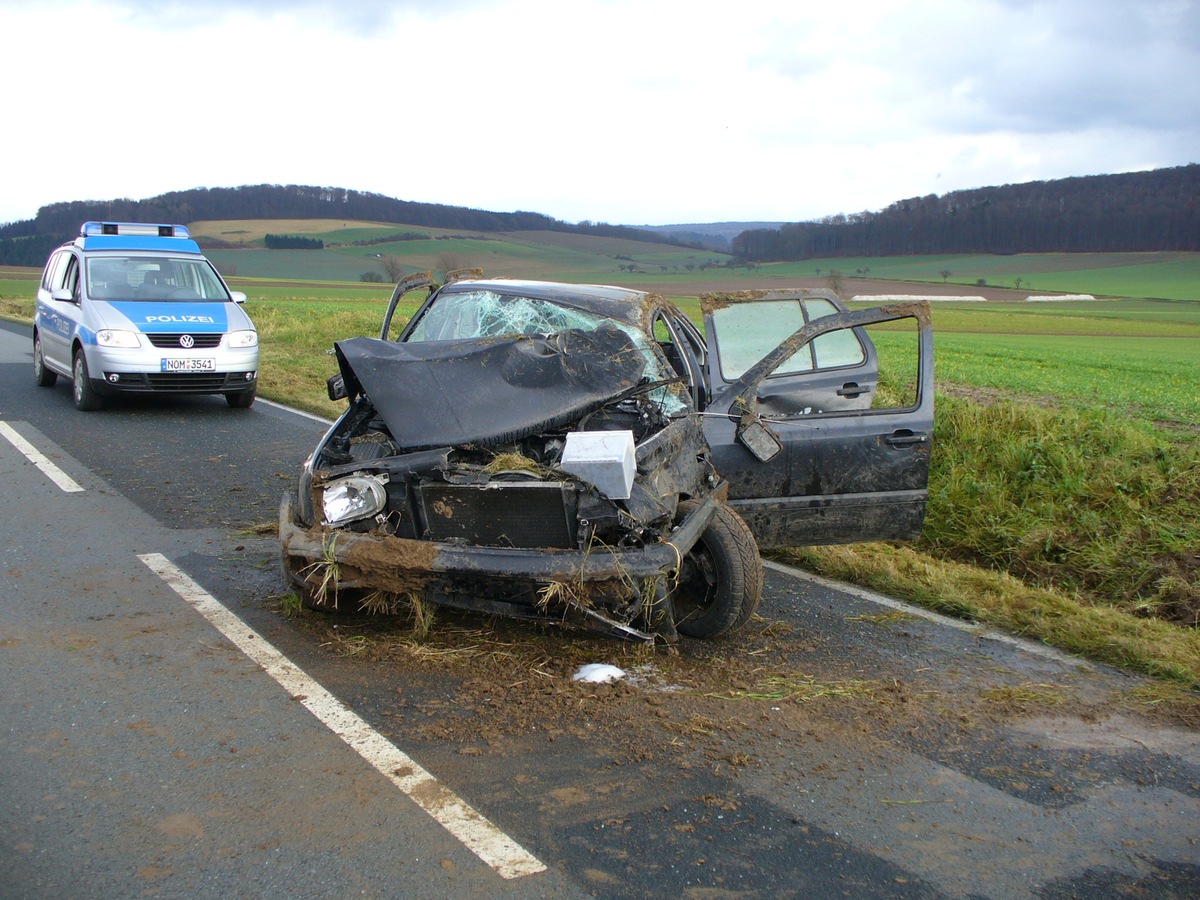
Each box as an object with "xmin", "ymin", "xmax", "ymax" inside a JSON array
[
  {"xmin": 883, "ymin": 430, "xmax": 929, "ymax": 447},
  {"xmin": 836, "ymin": 382, "xmax": 865, "ymax": 398}
]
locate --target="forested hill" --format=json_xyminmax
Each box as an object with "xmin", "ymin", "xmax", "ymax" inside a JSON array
[
  {"xmin": 0, "ymin": 184, "xmax": 667, "ymax": 266},
  {"xmin": 734, "ymin": 164, "xmax": 1200, "ymax": 262},
  {"xmin": 3, "ymin": 166, "xmax": 1198, "ymax": 267}
]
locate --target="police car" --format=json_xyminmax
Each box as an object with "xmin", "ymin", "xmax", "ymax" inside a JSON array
[{"xmin": 34, "ymin": 221, "xmax": 259, "ymax": 410}]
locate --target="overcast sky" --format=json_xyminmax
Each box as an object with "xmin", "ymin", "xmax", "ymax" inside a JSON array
[{"xmin": 2, "ymin": 0, "xmax": 1196, "ymax": 227}]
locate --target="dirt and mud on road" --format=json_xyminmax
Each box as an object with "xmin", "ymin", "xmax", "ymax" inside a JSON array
[
  {"xmin": 286, "ymin": 583, "xmax": 1199, "ymax": 772},
  {"xmin": 267, "ymin": 560, "xmax": 1200, "ymax": 896}
]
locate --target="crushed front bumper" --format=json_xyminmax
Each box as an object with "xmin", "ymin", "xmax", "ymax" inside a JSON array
[
  {"xmin": 278, "ymin": 491, "xmax": 716, "ymax": 584},
  {"xmin": 279, "ymin": 491, "xmax": 720, "ymax": 641}
]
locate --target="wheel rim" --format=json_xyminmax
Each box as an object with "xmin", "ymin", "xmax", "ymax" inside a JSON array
[
  {"xmin": 672, "ymin": 545, "xmax": 718, "ymax": 622},
  {"xmin": 73, "ymin": 357, "xmax": 84, "ymax": 403}
]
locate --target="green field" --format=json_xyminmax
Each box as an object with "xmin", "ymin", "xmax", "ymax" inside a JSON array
[
  {"xmin": 6, "ymin": 219, "xmax": 1200, "ymax": 299},
  {"xmin": 853, "ymin": 298, "xmax": 1200, "ymax": 430},
  {"xmin": 934, "ymin": 331, "xmax": 1200, "ymax": 427},
  {"xmin": 191, "ymin": 218, "xmax": 737, "ymax": 285},
  {"xmin": 783, "ymin": 252, "xmax": 1200, "ymax": 301}
]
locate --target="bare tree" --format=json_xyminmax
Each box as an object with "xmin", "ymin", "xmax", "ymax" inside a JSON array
[
  {"xmin": 826, "ymin": 269, "xmax": 844, "ymax": 297},
  {"xmin": 381, "ymin": 255, "xmax": 405, "ymax": 281},
  {"xmin": 939, "ymin": 269, "xmax": 952, "ymax": 283},
  {"xmin": 435, "ymin": 252, "xmax": 463, "ymax": 281}
]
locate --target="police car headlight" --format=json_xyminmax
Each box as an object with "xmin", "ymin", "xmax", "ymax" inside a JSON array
[
  {"xmin": 96, "ymin": 329, "xmax": 140, "ymax": 348},
  {"xmin": 321, "ymin": 474, "xmax": 388, "ymax": 526},
  {"xmin": 228, "ymin": 330, "xmax": 258, "ymax": 348}
]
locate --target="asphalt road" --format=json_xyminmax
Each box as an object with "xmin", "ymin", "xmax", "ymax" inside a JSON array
[{"xmin": 2, "ymin": 318, "xmax": 1198, "ymax": 899}]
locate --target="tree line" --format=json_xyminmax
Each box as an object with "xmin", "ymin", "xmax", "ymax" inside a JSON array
[
  {"xmin": 264, "ymin": 233, "xmax": 324, "ymax": 250},
  {"xmin": 2, "ymin": 168, "xmax": 1197, "ymax": 267},
  {"xmin": 0, "ymin": 184, "xmax": 671, "ymax": 265},
  {"xmin": 732, "ymin": 164, "xmax": 1200, "ymax": 261}
]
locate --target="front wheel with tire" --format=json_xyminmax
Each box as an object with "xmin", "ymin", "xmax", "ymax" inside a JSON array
[
  {"xmin": 670, "ymin": 501, "xmax": 763, "ymax": 639},
  {"xmin": 226, "ymin": 385, "xmax": 256, "ymax": 408},
  {"xmin": 72, "ymin": 350, "xmax": 103, "ymax": 411},
  {"xmin": 34, "ymin": 333, "xmax": 57, "ymax": 387}
]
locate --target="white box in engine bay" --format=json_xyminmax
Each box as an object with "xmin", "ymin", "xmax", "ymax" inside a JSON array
[{"xmin": 560, "ymin": 430, "xmax": 636, "ymax": 500}]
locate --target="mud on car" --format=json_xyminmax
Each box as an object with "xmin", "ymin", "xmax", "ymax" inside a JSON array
[{"xmin": 280, "ymin": 273, "xmax": 933, "ymax": 643}]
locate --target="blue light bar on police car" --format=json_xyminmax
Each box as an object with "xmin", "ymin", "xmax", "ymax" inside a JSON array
[{"xmin": 80, "ymin": 221, "xmax": 190, "ymax": 239}]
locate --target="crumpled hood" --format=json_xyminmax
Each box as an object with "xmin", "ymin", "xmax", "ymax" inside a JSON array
[{"xmin": 334, "ymin": 325, "xmax": 648, "ymax": 451}]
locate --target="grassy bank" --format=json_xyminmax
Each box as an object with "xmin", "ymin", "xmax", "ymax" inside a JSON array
[{"xmin": 779, "ymin": 394, "xmax": 1200, "ymax": 685}]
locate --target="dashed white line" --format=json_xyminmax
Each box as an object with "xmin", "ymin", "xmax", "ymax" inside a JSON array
[
  {"xmin": 138, "ymin": 551, "xmax": 546, "ymax": 880},
  {"xmin": 0, "ymin": 420, "xmax": 84, "ymax": 492}
]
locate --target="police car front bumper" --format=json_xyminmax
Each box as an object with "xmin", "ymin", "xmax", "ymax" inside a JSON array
[{"xmin": 84, "ymin": 343, "xmax": 258, "ymax": 395}]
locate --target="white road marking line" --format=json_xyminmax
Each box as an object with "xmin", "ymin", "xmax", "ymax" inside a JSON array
[
  {"xmin": 257, "ymin": 397, "xmax": 333, "ymax": 425},
  {"xmin": 0, "ymin": 420, "xmax": 84, "ymax": 493},
  {"xmin": 764, "ymin": 559, "xmax": 1090, "ymax": 666},
  {"xmin": 138, "ymin": 552, "xmax": 546, "ymax": 880}
]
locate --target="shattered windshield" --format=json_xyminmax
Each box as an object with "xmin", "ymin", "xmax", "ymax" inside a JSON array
[{"xmin": 406, "ymin": 290, "xmax": 688, "ymax": 414}]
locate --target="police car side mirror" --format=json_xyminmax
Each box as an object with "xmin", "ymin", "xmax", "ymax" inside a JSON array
[
  {"xmin": 51, "ymin": 288, "xmax": 76, "ymax": 303},
  {"xmin": 230, "ymin": 291, "xmax": 247, "ymax": 304}
]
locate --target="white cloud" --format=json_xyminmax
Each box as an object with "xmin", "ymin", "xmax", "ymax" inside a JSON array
[{"xmin": 0, "ymin": 0, "xmax": 1195, "ymax": 226}]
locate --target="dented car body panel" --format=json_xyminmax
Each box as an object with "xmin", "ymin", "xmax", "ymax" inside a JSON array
[
  {"xmin": 699, "ymin": 294, "xmax": 934, "ymax": 549},
  {"xmin": 280, "ymin": 277, "xmax": 933, "ymax": 642}
]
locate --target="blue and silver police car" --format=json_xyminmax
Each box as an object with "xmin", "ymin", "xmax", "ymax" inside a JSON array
[{"xmin": 34, "ymin": 221, "xmax": 259, "ymax": 410}]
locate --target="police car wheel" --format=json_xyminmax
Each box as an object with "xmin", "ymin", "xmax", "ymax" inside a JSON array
[
  {"xmin": 34, "ymin": 333, "xmax": 57, "ymax": 387},
  {"xmin": 225, "ymin": 386, "xmax": 256, "ymax": 409},
  {"xmin": 72, "ymin": 351, "xmax": 103, "ymax": 411}
]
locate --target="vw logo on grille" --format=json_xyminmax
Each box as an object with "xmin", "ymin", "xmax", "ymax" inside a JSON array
[{"xmin": 179, "ymin": 334, "xmax": 195, "ymax": 349}]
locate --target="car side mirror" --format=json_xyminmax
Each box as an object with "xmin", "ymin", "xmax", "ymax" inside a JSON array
[
  {"xmin": 737, "ymin": 415, "xmax": 782, "ymax": 462},
  {"xmin": 51, "ymin": 288, "xmax": 75, "ymax": 303},
  {"xmin": 230, "ymin": 291, "xmax": 247, "ymax": 304},
  {"xmin": 327, "ymin": 373, "xmax": 347, "ymax": 402}
]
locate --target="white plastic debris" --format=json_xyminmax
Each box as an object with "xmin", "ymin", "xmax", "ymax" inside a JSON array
[
  {"xmin": 572, "ymin": 663, "xmax": 626, "ymax": 684},
  {"xmin": 560, "ymin": 430, "xmax": 636, "ymax": 500}
]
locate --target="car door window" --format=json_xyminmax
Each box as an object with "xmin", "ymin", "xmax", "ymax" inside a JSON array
[
  {"xmin": 652, "ymin": 311, "xmax": 707, "ymax": 408},
  {"xmin": 61, "ymin": 254, "xmax": 80, "ymax": 298},
  {"xmin": 40, "ymin": 252, "xmax": 58, "ymax": 291},
  {"xmin": 710, "ymin": 299, "xmax": 866, "ymax": 381},
  {"xmin": 43, "ymin": 251, "xmax": 71, "ymax": 293},
  {"xmin": 705, "ymin": 296, "xmax": 875, "ymax": 416},
  {"xmin": 805, "ymin": 298, "xmax": 867, "ymax": 370},
  {"xmin": 711, "ymin": 301, "xmax": 809, "ymax": 379}
]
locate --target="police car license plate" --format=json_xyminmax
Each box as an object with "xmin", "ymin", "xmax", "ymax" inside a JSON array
[{"xmin": 161, "ymin": 358, "xmax": 216, "ymax": 373}]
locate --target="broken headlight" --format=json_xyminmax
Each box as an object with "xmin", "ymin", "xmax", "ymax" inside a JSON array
[{"xmin": 321, "ymin": 474, "xmax": 389, "ymax": 526}]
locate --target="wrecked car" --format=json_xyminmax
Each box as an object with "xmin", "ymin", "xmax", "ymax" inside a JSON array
[{"xmin": 279, "ymin": 273, "xmax": 933, "ymax": 643}]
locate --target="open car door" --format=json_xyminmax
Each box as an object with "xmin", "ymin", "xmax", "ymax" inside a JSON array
[{"xmin": 699, "ymin": 294, "xmax": 934, "ymax": 549}]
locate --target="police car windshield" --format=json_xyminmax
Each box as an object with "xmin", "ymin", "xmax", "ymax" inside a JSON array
[{"xmin": 86, "ymin": 256, "xmax": 231, "ymax": 302}]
